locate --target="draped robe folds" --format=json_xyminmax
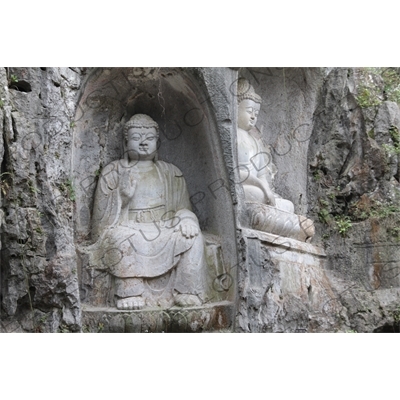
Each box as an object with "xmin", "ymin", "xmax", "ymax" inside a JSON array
[
  {"xmin": 88, "ymin": 159, "xmax": 205, "ymax": 294},
  {"xmin": 237, "ymin": 129, "xmax": 315, "ymax": 241},
  {"xmin": 237, "ymin": 129, "xmax": 277, "ymax": 192}
]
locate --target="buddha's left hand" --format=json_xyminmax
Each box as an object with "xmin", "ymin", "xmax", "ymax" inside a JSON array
[{"xmin": 175, "ymin": 220, "xmax": 200, "ymax": 239}]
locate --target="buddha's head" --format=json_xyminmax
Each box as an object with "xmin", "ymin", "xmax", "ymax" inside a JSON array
[
  {"xmin": 123, "ymin": 114, "xmax": 159, "ymax": 161},
  {"xmin": 237, "ymin": 78, "xmax": 262, "ymax": 132}
]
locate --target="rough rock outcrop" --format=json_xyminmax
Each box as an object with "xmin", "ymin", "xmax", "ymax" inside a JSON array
[
  {"xmin": 307, "ymin": 68, "xmax": 400, "ymax": 332},
  {"xmin": 1, "ymin": 67, "xmax": 82, "ymax": 332}
]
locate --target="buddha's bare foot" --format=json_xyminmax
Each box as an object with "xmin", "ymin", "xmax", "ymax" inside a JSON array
[
  {"xmin": 116, "ymin": 296, "xmax": 145, "ymax": 310},
  {"xmin": 156, "ymin": 297, "xmax": 175, "ymax": 309},
  {"xmin": 299, "ymin": 215, "xmax": 315, "ymax": 239},
  {"xmin": 174, "ymin": 293, "xmax": 202, "ymax": 307}
]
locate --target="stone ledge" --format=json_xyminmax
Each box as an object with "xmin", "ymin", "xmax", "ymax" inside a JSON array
[
  {"xmin": 241, "ymin": 227, "xmax": 326, "ymax": 258},
  {"xmin": 82, "ymin": 301, "xmax": 234, "ymax": 333}
]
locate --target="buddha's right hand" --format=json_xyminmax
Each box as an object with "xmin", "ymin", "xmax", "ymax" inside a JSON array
[
  {"xmin": 262, "ymin": 185, "xmax": 276, "ymax": 207},
  {"xmin": 120, "ymin": 168, "xmax": 136, "ymax": 202}
]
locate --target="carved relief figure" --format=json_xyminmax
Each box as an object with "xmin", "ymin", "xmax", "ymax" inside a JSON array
[
  {"xmin": 236, "ymin": 78, "xmax": 315, "ymax": 241},
  {"xmin": 89, "ymin": 114, "xmax": 206, "ymax": 310}
]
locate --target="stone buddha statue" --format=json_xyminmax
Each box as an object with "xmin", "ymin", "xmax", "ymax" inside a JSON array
[
  {"xmin": 236, "ymin": 78, "xmax": 315, "ymax": 242},
  {"xmin": 88, "ymin": 114, "xmax": 207, "ymax": 310}
]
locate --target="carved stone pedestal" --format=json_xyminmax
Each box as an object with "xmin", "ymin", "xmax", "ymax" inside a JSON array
[
  {"xmin": 81, "ymin": 301, "xmax": 234, "ymax": 333},
  {"xmin": 237, "ymin": 228, "xmax": 342, "ymax": 332}
]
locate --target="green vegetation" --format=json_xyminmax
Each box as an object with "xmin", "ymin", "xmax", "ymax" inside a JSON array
[
  {"xmin": 349, "ymin": 194, "xmax": 399, "ymax": 222},
  {"xmin": 393, "ymin": 307, "xmax": 400, "ymax": 324},
  {"xmin": 356, "ymin": 87, "xmax": 381, "ymax": 108},
  {"xmin": 95, "ymin": 165, "xmax": 102, "ymax": 177},
  {"xmin": 335, "ymin": 216, "xmax": 352, "ymax": 237},
  {"xmin": 318, "ymin": 206, "xmax": 331, "ymax": 225},
  {"xmin": 318, "ymin": 198, "xmax": 353, "ymax": 237},
  {"xmin": 317, "ymin": 186, "xmax": 400, "ymax": 241},
  {"xmin": 59, "ymin": 179, "xmax": 76, "ymax": 201},
  {"xmin": 28, "ymin": 180, "xmax": 39, "ymax": 194},
  {"xmin": 369, "ymin": 202, "xmax": 399, "ymax": 219},
  {"xmin": 7, "ymin": 73, "xmax": 19, "ymax": 89},
  {"xmin": 66, "ymin": 179, "xmax": 76, "ymax": 201},
  {"xmin": 382, "ymin": 126, "xmax": 400, "ymax": 155},
  {"xmin": 356, "ymin": 68, "xmax": 400, "ymax": 108},
  {"xmin": 313, "ymin": 170, "xmax": 322, "ymax": 181},
  {"xmin": 358, "ymin": 199, "xmax": 398, "ymax": 219},
  {"xmin": 58, "ymin": 324, "xmax": 71, "ymax": 333},
  {"xmin": 388, "ymin": 226, "xmax": 400, "ymax": 241}
]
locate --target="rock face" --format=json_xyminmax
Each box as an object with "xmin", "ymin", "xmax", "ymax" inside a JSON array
[
  {"xmin": 1, "ymin": 67, "xmax": 82, "ymax": 332},
  {"xmin": 1, "ymin": 67, "xmax": 399, "ymax": 332},
  {"xmin": 307, "ymin": 68, "xmax": 400, "ymax": 332}
]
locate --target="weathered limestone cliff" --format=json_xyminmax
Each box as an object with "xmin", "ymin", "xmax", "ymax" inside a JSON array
[
  {"xmin": 307, "ymin": 68, "xmax": 400, "ymax": 332},
  {"xmin": 1, "ymin": 67, "xmax": 399, "ymax": 332},
  {"xmin": 1, "ymin": 67, "xmax": 82, "ymax": 332}
]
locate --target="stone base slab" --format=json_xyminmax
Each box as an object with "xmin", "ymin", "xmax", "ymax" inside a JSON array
[
  {"xmin": 238, "ymin": 228, "xmax": 342, "ymax": 332},
  {"xmin": 82, "ymin": 301, "xmax": 234, "ymax": 333}
]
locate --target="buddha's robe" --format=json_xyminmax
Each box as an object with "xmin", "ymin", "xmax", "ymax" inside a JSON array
[{"xmin": 88, "ymin": 159, "xmax": 205, "ymax": 297}]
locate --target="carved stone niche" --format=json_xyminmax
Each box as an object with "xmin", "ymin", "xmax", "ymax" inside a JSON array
[
  {"xmin": 234, "ymin": 70, "xmax": 343, "ymax": 332},
  {"xmin": 72, "ymin": 68, "xmax": 237, "ymax": 332},
  {"xmin": 235, "ymin": 77, "xmax": 315, "ymax": 242}
]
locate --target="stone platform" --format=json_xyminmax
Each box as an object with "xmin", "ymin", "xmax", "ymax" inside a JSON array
[
  {"xmin": 81, "ymin": 301, "xmax": 234, "ymax": 333},
  {"xmin": 238, "ymin": 228, "xmax": 342, "ymax": 332}
]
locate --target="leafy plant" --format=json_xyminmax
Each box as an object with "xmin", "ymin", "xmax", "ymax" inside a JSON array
[
  {"xmin": 356, "ymin": 87, "xmax": 381, "ymax": 108},
  {"xmin": 385, "ymin": 125, "xmax": 400, "ymax": 154},
  {"xmin": 58, "ymin": 324, "xmax": 70, "ymax": 333},
  {"xmin": 66, "ymin": 179, "xmax": 76, "ymax": 201},
  {"xmin": 335, "ymin": 216, "xmax": 352, "ymax": 237},
  {"xmin": 313, "ymin": 170, "xmax": 322, "ymax": 181},
  {"xmin": 381, "ymin": 68, "xmax": 400, "ymax": 104},
  {"xmin": 369, "ymin": 202, "xmax": 399, "ymax": 218},
  {"xmin": 388, "ymin": 226, "xmax": 400, "ymax": 241},
  {"xmin": 356, "ymin": 67, "xmax": 400, "ymax": 108},
  {"xmin": 318, "ymin": 207, "xmax": 331, "ymax": 224},
  {"xmin": 59, "ymin": 179, "xmax": 76, "ymax": 201}
]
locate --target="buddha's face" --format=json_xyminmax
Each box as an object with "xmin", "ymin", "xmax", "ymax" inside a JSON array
[
  {"xmin": 126, "ymin": 127, "xmax": 158, "ymax": 161},
  {"xmin": 238, "ymin": 99, "xmax": 261, "ymax": 131}
]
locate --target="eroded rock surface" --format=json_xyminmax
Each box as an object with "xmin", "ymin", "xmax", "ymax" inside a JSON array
[{"xmin": 1, "ymin": 67, "xmax": 83, "ymax": 332}]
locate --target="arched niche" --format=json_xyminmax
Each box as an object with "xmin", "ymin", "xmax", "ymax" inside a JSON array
[{"xmin": 72, "ymin": 68, "xmax": 237, "ymax": 312}]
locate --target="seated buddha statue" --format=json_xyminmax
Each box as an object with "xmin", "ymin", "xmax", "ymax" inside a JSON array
[
  {"xmin": 236, "ymin": 78, "xmax": 315, "ymax": 242},
  {"xmin": 88, "ymin": 114, "xmax": 207, "ymax": 310}
]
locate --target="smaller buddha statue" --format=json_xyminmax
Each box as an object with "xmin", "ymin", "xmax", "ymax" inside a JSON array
[{"xmin": 236, "ymin": 78, "xmax": 315, "ymax": 242}]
